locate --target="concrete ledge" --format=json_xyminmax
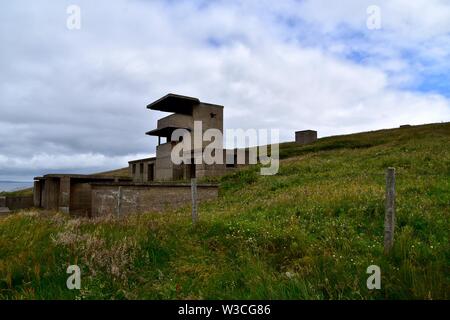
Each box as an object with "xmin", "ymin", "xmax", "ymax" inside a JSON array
[
  {"xmin": 36, "ymin": 174, "xmax": 132, "ymax": 180},
  {"xmin": 89, "ymin": 181, "xmax": 218, "ymax": 187},
  {"xmin": 59, "ymin": 207, "xmax": 70, "ymax": 214},
  {"xmin": 0, "ymin": 207, "xmax": 11, "ymax": 215}
]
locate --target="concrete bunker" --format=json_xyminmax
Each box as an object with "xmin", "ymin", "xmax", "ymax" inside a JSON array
[
  {"xmin": 295, "ymin": 130, "xmax": 318, "ymax": 145},
  {"xmin": 33, "ymin": 174, "xmax": 131, "ymax": 217},
  {"xmin": 32, "ymin": 93, "xmax": 274, "ymax": 217}
]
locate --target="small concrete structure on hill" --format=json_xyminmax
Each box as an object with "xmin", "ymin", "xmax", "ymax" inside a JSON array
[{"xmin": 295, "ymin": 130, "xmax": 317, "ymax": 145}]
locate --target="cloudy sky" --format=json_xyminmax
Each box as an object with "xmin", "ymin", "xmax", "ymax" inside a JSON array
[{"xmin": 1, "ymin": 0, "xmax": 450, "ymax": 181}]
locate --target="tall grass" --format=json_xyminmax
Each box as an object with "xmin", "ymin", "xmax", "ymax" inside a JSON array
[{"xmin": 0, "ymin": 123, "xmax": 449, "ymax": 299}]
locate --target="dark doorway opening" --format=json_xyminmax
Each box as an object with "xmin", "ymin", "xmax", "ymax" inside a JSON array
[
  {"xmin": 189, "ymin": 159, "xmax": 196, "ymax": 179},
  {"xmin": 148, "ymin": 163, "xmax": 154, "ymax": 181}
]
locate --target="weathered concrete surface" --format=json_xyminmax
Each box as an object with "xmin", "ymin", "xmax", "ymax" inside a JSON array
[
  {"xmin": 295, "ymin": 130, "xmax": 317, "ymax": 145},
  {"xmin": 5, "ymin": 196, "xmax": 33, "ymax": 210},
  {"xmin": 0, "ymin": 207, "xmax": 11, "ymax": 215},
  {"xmin": 44, "ymin": 178, "xmax": 60, "ymax": 210},
  {"xmin": 131, "ymin": 95, "xmax": 254, "ymax": 182},
  {"xmin": 91, "ymin": 182, "xmax": 219, "ymax": 217},
  {"xmin": 59, "ymin": 177, "xmax": 71, "ymax": 213},
  {"xmin": 129, "ymin": 157, "xmax": 156, "ymax": 183},
  {"xmin": 33, "ymin": 181, "xmax": 42, "ymax": 207},
  {"xmin": 34, "ymin": 174, "xmax": 132, "ymax": 214},
  {"xmin": 155, "ymin": 142, "xmax": 176, "ymax": 181},
  {"xmin": 69, "ymin": 182, "xmax": 92, "ymax": 217},
  {"xmin": 158, "ymin": 113, "xmax": 194, "ymax": 130}
]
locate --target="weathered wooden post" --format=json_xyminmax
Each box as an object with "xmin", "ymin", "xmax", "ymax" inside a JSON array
[
  {"xmin": 191, "ymin": 178, "xmax": 198, "ymax": 224},
  {"xmin": 384, "ymin": 167, "xmax": 396, "ymax": 254}
]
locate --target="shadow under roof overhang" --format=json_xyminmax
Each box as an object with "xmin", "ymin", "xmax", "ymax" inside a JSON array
[
  {"xmin": 146, "ymin": 93, "xmax": 199, "ymax": 115},
  {"xmin": 146, "ymin": 126, "xmax": 191, "ymax": 138}
]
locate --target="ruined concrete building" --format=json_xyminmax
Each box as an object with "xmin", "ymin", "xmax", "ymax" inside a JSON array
[
  {"xmin": 32, "ymin": 93, "xmax": 318, "ymax": 217},
  {"xmin": 33, "ymin": 174, "xmax": 132, "ymax": 215},
  {"xmin": 33, "ymin": 94, "xmax": 234, "ymax": 217},
  {"xmin": 129, "ymin": 93, "xmax": 239, "ymax": 182}
]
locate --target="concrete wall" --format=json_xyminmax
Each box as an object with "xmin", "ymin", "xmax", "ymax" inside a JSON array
[
  {"xmin": 5, "ymin": 196, "xmax": 34, "ymax": 210},
  {"xmin": 295, "ymin": 130, "xmax": 317, "ymax": 145},
  {"xmin": 43, "ymin": 178, "xmax": 60, "ymax": 210},
  {"xmin": 155, "ymin": 142, "xmax": 175, "ymax": 181},
  {"xmin": 193, "ymin": 103, "xmax": 224, "ymax": 137},
  {"xmin": 59, "ymin": 177, "xmax": 70, "ymax": 213},
  {"xmin": 91, "ymin": 183, "xmax": 218, "ymax": 217},
  {"xmin": 34, "ymin": 175, "xmax": 133, "ymax": 214},
  {"xmin": 70, "ymin": 183, "xmax": 92, "ymax": 217},
  {"xmin": 34, "ymin": 178, "xmax": 61, "ymax": 211},
  {"xmin": 158, "ymin": 113, "xmax": 194, "ymax": 130},
  {"xmin": 196, "ymin": 163, "xmax": 227, "ymax": 178},
  {"xmin": 130, "ymin": 159, "xmax": 156, "ymax": 183}
]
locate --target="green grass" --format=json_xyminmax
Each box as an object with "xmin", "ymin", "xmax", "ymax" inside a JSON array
[
  {"xmin": 0, "ymin": 123, "xmax": 449, "ymax": 299},
  {"xmin": 0, "ymin": 188, "xmax": 33, "ymax": 197},
  {"xmin": 93, "ymin": 167, "xmax": 130, "ymax": 178}
]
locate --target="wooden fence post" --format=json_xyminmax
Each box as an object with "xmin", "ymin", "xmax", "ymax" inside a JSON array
[
  {"xmin": 191, "ymin": 178, "xmax": 198, "ymax": 225},
  {"xmin": 384, "ymin": 167, "xmax": 396, "ymax": 254}
]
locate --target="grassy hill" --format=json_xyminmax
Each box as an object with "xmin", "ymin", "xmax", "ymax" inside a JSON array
[
  {"xmin": 94, "ymin": 167, "xmax": 130, "ymax": 178},
  {"xmin": 0, "ymin": 188, "xmax": 33, "ymax": 197},
  {"xmin": 0, "ymin": 123, "xmax": 448, "ymax": 299}
]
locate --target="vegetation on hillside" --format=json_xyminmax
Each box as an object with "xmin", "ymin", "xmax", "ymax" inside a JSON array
[
  {"xmin": 94, "ymin": 167, "xmax": 130, "ymax": 178},
  {"xmin": 0, "ymin": 188, "xmax": 33, "ymax": 197},
  {"xmin": 0, "ymin": 123, "xmax": 449, "ymax": 299}
]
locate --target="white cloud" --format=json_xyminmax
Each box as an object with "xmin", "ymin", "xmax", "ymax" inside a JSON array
[
  {"xmin": 0, "ymin": 0, "xmax": 449, "ymax": 180},
  {"xmin": 0, "ymin": 153, "xmax": 149, "ymax": 171}
]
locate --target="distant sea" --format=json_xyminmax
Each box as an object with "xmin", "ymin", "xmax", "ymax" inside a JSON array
[{"xmin": 0, "ymin": 181, "xmax": 33, "ymax": 192}]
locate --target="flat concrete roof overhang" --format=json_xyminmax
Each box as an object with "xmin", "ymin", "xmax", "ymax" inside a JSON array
[
  {"xmin": 128, "ymin": 157, "xmax": 156, "ymax": 164},
  {"xmin": 146, "ymin": 126, "xmax": 191, "ymax": 138},
  {"xmin": 147, "ymin": 93, "xmax": 199, "ymax": 115},
  {"xmin": 33, "ymin": 174, "xmax": 132, "ymax": 181},
  {"xmin": 146, "ymin": 93, "xmax": 223, "ymax": 115}
]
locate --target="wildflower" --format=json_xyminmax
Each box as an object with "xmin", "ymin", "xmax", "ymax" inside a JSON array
[{"xmin": 285, "ymin": 271, "xmax": 295, "ymax": 279}]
